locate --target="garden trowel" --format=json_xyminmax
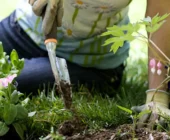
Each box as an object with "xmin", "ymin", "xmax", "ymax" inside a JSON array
[{"xmin": 44, "ymin": 20, "xmax": 72, "ymax": 109}]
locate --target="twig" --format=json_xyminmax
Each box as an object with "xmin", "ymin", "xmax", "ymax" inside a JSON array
[{"xmin": 149, "ymin": 39, "xmax": 170, "ymax": 62}]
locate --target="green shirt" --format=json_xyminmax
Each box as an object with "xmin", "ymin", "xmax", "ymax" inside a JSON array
[{"xmin": 16, "ymin": 0, "xmax": 132, "ymax": 69}]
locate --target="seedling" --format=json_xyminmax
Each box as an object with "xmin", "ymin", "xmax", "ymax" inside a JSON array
[{"xmin": 117, "ymin": 105, "xmax": 151, "ymax": 139}]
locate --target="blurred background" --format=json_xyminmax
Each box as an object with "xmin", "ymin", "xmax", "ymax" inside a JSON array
[{"xmin": 0, "ymin": 0, "xmax": 148, "ymax": 84}]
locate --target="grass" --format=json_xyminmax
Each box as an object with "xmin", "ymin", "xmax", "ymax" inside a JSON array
[
  {"xmin": 24, "ymin": 90, "xmax": 73, "ymax": 139},
  {"xmin": 22, "ymin": 76, "xmax": 147, "ymax": 138}
]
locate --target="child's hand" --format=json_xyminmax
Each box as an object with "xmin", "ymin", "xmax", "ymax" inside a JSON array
[
  {"xmin": 29, "ymin": 0, "xmax": 63, "ymax": 35},
  {"xmin": 132, "ymin": 89, "xmax": 170, "ymax": 128}
]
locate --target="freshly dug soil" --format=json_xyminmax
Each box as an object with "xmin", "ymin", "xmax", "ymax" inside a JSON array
[{"xmin": 59, "ymin": 120, "xmax": 170, "ymax": 140}]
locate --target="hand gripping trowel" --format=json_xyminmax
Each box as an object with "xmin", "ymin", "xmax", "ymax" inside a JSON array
[{"xmin": 44, "ymin": 20, "xmax": 72, "ymax": 109}]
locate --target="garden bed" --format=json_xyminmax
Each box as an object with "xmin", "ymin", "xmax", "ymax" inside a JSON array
[{"xmin": 60, "ymin": 122, "xmax": 169, "ymax": 140}]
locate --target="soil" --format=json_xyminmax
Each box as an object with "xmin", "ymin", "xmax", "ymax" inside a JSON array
[
  {"xmin": 60, "ymin": 80, "xmax": 72, "ymax": 109},
  {"xmin": 1, "ymin": 119, "xmax": 169, "ymax": 140},
  {"xmin": 59, "ymin": 120, "xmax": 170, "ymax": 140}
]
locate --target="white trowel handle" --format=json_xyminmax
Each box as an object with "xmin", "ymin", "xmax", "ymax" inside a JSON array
[{"xmin": 45, "ymin": 40, "xmax": 63, "ymax": 94}]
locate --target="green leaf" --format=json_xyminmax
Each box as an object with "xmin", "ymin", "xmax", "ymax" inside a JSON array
[
  {"xmin": 103, "ymin": 33, "xmax": 134, "ymax": 53},
  {"xmin": 117, "ymin": 105, "xmax": 132, "ymax": 114},
  {"xmin": 146, "ymin": 21, "xmax": 165, "ymax": 33},
  {"xmin": 151, "ymin": 13, "xmax": 170, "ymax": 25},
  {"xmin": 13, "ymin": 60, "xmax": 18, "ymax": 67},
  {"xmin": 0, "ymin": 121, "xmax": 9, "ymax": 136},
  {"xmin": 3, "ymin": 104, "xmax": 17, "ymax": 125},
  {"xmin": 123, "ymin": 34, "xmax": 135, "ymax": 41},
  {"xmin": 144, "ymin": 14, "xmax": 169, "ymax": 33},
  {"xmin": 103, "ymin": 38, "xmax": 117, "ymax": 46},
  {"xmin": 0, "ymin": 106, "xmax": 3, "ymax": 117},
  {"xmin": 10, "ymin": 50, "xmax": 19, "ymax": 66},
  {"xmin": 101, "ymin": 26, "xmax": 125, "ymax": 37},
  {"xmin": 157, "ymin": 13, "xmax": 170, "ymax": 22},
  {"xmin": 137, "ymin": 110, "xmax": 151, "ymax": 118},
  {"xmin": 106, "ymin": 26, "xmax": 124, "ymax": 36},
  {"xmin": 2, "ymin": 63, "xmax": 11, "ymax": 74},
  {"xmin": 120, "ymin": 23, "xmax": 140, "ymax": 33},
  {"xmin": 110, "ymin": 41, "xmax": 124, "ymax": 53},
  {"xmin": 151, "ymin": 13, "xmax": 160, "ymax": 25},
  {"xmin": 13, "ymin": 123, "xmax": 24, "ymax": 140},
  {"xmin": 0, "ymin": 90, "xmax": 6, "ymax": 96},
  {"xmin": 11, "ymin": 90, "xmax": 19, "ymax": 104},
  {"xmin": 15, "ymin": 105, "xmax": 28, "ymax": 120},
  {"xmin": 146, "ymin": 26, "xmax": 153, "ymax": 33},
  {"xmin": 150, "ymin": 22, "xmax": 165, "ymax": 33},
  {"xmin": 101, "ymin": 31, "xmax": 113, "ymax": 36},
  {"xmin": 17, "ymin": 60, "xmax": 24, "ymax": 70},
  {"xmin": 0, "ymin": 42, "xmax": 4, "ymax": 58}
]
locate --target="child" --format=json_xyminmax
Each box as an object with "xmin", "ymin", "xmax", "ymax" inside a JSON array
[{"xmin": 0, "ymin": 0, "xmax": 131, "ymax": 93}]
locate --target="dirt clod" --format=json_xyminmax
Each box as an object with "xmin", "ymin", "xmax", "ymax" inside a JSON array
[
  {"xmin": 60, "ymin": 80, "xmax": 72, "ymax": 109},
  {"xmin": 58, "ymin": 118, "xmax": 87, "ymax": 136}
]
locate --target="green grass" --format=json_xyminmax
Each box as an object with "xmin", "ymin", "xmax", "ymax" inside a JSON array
[
  {"xmin": 23, "ymin": 89, "xmax": 73, "ymax": 139},
  {"xmin": 22, "ymin": 76, "xmax": 147, "ymax": 138}
]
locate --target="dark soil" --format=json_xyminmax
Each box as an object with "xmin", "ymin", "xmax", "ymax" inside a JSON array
[
  {"xmin": 59, "ymin": 120, "xmax": 170, "ymax": 140},
  {"xmin": 1, "ymin": 120, "xmax": 169, "ymax": 140},
  {"xmin": 60, "ymin": 80, "xmax": 72, "ymax": 109}
]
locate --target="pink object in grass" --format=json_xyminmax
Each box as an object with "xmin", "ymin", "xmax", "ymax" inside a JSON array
[
  {"xmin": 149, "ymin": 59, "xmax": 156, "ymax": 67},
  {"xmin": 0, "ymin": 74, "xmax": 17, "ymax": 88},
  {"xmin": 6, "ymin": 74, "xmax": 17, "ymax": 83},
  {"xmin": 157, "ymin": 61, "xmax": 162, "ymax": 69}
]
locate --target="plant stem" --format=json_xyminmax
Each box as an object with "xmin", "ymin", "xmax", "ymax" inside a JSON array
[
  {"xmin": 149, "ymin": 39, "xmax": 170, "ymax": 62},
  {"xmin": 136, "ymin": 31, "xmax": 170, "ymax": 62}
]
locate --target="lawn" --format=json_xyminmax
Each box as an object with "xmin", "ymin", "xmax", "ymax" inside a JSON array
[{"xmin": 1, "ymin": 0, "xmax": 165, "ymax": 140}]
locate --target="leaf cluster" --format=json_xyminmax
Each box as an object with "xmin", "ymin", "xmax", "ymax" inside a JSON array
[
  {"xmin": 102, "ymin": 14, "xmax": 169, "ymax": 53},
  {"xmin": 0, "ymin": 42, "xmax": 24, "ymax": 77},
  {"xmin": 0, "ymin": 84, "xmax": 28, "ymax": 140},
  {"xmin": 0, "ymin": 43, "xmax": 26, "ymax": 139}
]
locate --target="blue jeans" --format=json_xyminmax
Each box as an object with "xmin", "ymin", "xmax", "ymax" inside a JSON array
[{"xmin": 0, "ymin": 11, "xmax": 124, "ymax": 94}]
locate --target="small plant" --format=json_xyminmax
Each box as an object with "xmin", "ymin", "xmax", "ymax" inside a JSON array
[
  {"xmin": 0, "ymin": 42, "xmax": 27, "ymax": 140},
  {"xmin": 117, "ymin": 105, "xmax": 151, "ymax": 139},
  {"xmin": 102, "ymin": 13, "xmax": 170, "ymax": 90}
]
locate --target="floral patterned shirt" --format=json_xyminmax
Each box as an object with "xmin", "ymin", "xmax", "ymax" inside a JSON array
[{"xmin": 16, "ymin": 0, "xmax": 132, "ymax": 69}]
